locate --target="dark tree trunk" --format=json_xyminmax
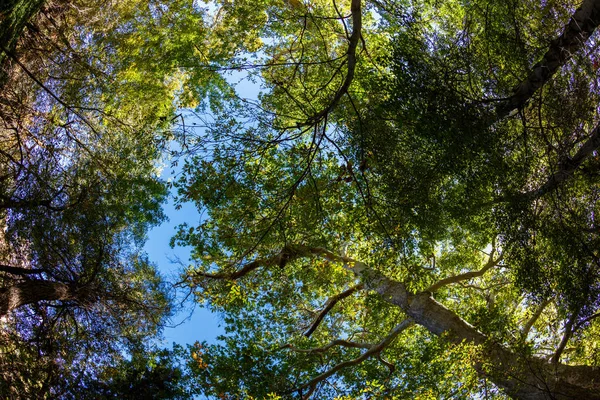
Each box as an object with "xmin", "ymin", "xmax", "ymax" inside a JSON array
[
  {"xmin": 0, "ymin": 279, "xmax": 75, "ymax": 316},
  {"xmin": 0, "ymin": 0, "xmax": 46, "ymax": 86}
]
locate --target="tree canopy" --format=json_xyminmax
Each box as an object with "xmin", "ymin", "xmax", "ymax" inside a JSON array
[
  {"xmin": 171, "ymin": 0, "xmax": 600, "ymax": 398},
  {"xmin": 0, "ymin": 0, "xmax": 185, "ymax": 396},
  {"xmin": 4, "ymin": 0, "xmax": 600, "ymax": 398}
]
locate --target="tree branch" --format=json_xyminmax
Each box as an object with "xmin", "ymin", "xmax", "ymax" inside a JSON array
[
  {"xmin": 575, "ymin": 311, "xmax": 600, "ymax": 330},
  {"xmin": 550, "ymin": 313, "xmax": 576, "ymax": 364},
  {"xmin": 521, "ymin": 123, "xmax": 600, "ymax": 201},
  {"xmin": 0, "ymin": 195, "xmax": 66, "ymax": 211},
  {"xmin": 295, "ymin": 318, "xmax": 414, "ymax": 393},
  {"xmin": 303, "ymin": 283, "xmax": 364, "ymax": 337},
  {"xmin": 191, "ymin": 244, "xmax": 316, "ymax": 281},
  {"xmin": 522, "ymin": 298, "xmax": 552, "ymax": 338},
  {"xmin": 0, "ymin": 44, "xmax": 102, "ymax": 162},
  {"xmin": 190, "ymin": 244, "xmax": 368, "ymax": 283},
  {"xmin": 280, "ymin": 339, "xmax": 371, "ymax": 354},
  {"xmin": 302, "ymin": 0, "xmax": 361, "ymax": 126},
  {"xmin": 496, "ymin": 0, "xmax": 600, "ymax": 118},
  {"xmin": 0, "ymin": 264, "xmax": 45, "ymax": 276},
  {"xmin": 425, "ymin": 254, "xmax": 503, "ymax": 293},
  {"xmin": 377, "ymin": 353, "xmax": 395, "ymax": 374},
  {"xmin": 356, "ymin": 264, "xmax": 600, "ymax": 399}
]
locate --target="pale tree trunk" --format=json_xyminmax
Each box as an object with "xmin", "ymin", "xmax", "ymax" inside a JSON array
[
  {"xmin": 364, "ymin": 270, "xmax": 600, "ymax": 400},
  {"xmin": 285, "ymin": 245, "xmax": 600, "ymax": 398}
]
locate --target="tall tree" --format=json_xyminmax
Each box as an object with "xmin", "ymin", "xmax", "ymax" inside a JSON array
[
  {"xmin": 173, "ymin": 0, "xmax": 600, "ymax": 398},
  {"xmin": 0, "ymin": 0, "xmax": 203, "ymax": 396}
]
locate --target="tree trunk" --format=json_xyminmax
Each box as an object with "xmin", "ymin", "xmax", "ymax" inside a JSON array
[
  {"xmin": 0, "ymin": 279, "xmax": 75, "ymax": 316},
  {"xmin": 496, "ymin": 0, "xmax": 600, "ymax": 118},
  {"xmin": 364, "ymin": 270, "xmax": 600, "ymax": 399},
  {"xmin": 0, "ymin": 0, "xmax": 46, "ymax": 86}
]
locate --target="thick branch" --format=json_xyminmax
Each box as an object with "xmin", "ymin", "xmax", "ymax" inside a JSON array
[
  {"xmin": 496, "ymin": 0, "xmax": 600, "ymax": 118},
  {"xmin": 0, "ymin": 196, "xmax": 67, "ymax": 211},
  {"xmin": 192, "ymin": 245, "xmax": 310, "ymax": 280},
  {"xmin": 521, "ymin": 123, "xmax": 600, "ymax": 200},
  {"xmin": 281, "ymin": 339, "xmax": 371, "ymax": 354},
  {"xmin": 0, "ymin": 264, "xmax": 45, "ymax": 275},
  {"xmin": 575, "ymin": 311, "xmax": 600, "ymax": 330},
  {"xmin": 303, "ymin": 0, "xmax": 361, "ymax": 125},
  {"xmin": 358, "ymin": 266, "xmax": 600, "ymax": 399},
  {"xmin": 522, "ymin": 298, "xmax": 551, "ymax": 338},
  {"xmin": 226, "ymin": 244, "xmax": 600, "ymax": 398},
  {"xmin": 195, "ymin": 244, "xmax": 369, "ymax": 282},
  {"xmin": 303, "ymin": 283, "xmax": 364, "ymax": 337},
  {"xmin": 295, "ymin": 318, "xmax": 414, "ymax": 393},
  {"xmin": 311, "ymin": 244, "xmax": 599, "ymax": 398},
  {"xmin": 550, "ymin": 314, "xmax": 576, "ymax": 364},
  {"xmin": 426, "ymin": 254, "xmax": 503, "ymax": 293}
]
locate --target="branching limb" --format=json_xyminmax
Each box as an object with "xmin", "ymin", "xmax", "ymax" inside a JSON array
[
  {"xmin": 189, "ymin": 245, "xmax": 307, "ymax": 281},
  {"xmin": 377, "ymin": 353, "xmax": 395, "ymax": 375},
  {"xmin": 550, "ymin": 313, "xmax": 577, "ymax": 364},
  {"xmin": 302, "ymin": 0, "xmax": 362, "ymax": 126},
  {"xmin": 304, "ymin": 246, "xmax": 368, "ymax": 274},
  {"xmin": 280, "ymin": 339, "xmax": 371, "ymax": 354},
  {"xmin": 521, "ymin": 123, "xmax": 600, "ymax": 201},
  {"xmin": 189, "ymin": 244, "xmax": 367, "ymax": 283},
  {"xmin": 294, "ymin": 318, "xmax": 414, "ymax": 394},
  {"xmin": 425, "ymin": 251, "xmax": 503, "ymax": 293},
  {"xmin": 521, "ymin": 298, "xmax": 552, "ymax": 338},
  {"xmin": 0, "ymin": 194, "xmax": 69, "ymax": 211},
  {"xmin": 0, "ymin": 264, "xmax": 45, "ymax": 276},
  {"xmin": 575, "ymin": 311, "xmax": 600, "ymax": 330},
  {"xmin": 303, "ymin": 283, "xmax": 364, "ymax": 337},
  {"xmin": 0, "ymin": 45, "xmax": 101, "ymax": 143},
  {"xmin": 496, "ymin": 0, "xmax": 600, "ymax": 118}
]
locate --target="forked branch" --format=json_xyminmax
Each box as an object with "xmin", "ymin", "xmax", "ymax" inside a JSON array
[
  {"xmin": 303, "ymin": 283, "xmax": 364, "ymax": 337},
  {"xmin": 302, "ymin": 0, "xmax": 362, "ymax": 126},
  {"xmin": 521, "ymin": 123, "xmax": 600, "ymax": 201},
  {"xmin": 425, "ymin": 251, "xmax": 503, "ymax": 293},
  {"xmin": 295, "ymin": 318, "xmax": 414, "ymax": 394},
  {"xmin": 190, "ymin": 245, "xmax": 308, "ymax": 281},
  {"xmin": 281, "ymin": 339, "xmax": 371, "ymax": 354},
  {"xmin": 522, "ymin": 298, "xmax": 552, "ymax": 338},
  {"xmin": 191, "ymin": 244, "xmax": 366, "ymax": 283},
  {"xmin": 550, "ymin": 312, "xmax": 577, "ymax": 364}
]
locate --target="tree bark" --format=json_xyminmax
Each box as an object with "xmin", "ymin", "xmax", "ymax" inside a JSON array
[
  {"xmin": 496, "ymin": 0, "xmax": 600, "ymax": 118},
  {"xmin": 360, "ymin": 268, "xmax": 600, "ymax": 400},
  {"xmin": 0, "ymin": 0, "xmax": 46, "ymax": 87},
  {"xmin": 0, "ymin": 279, "xmax": 75, "ymax": 316}
]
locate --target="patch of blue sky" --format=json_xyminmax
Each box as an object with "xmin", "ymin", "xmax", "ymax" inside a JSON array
[{"xmin": 145, "ymin": 61, "xmax": 263, "ymax": 347}]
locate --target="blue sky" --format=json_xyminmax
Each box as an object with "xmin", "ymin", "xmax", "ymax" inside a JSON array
[
  {"xmin": 144, "ymin": 72, "xmax": 259, "ymax": 349},
  {"xmin": 144, "ymin": 179, "xmax": 224, "ymax": 347}
]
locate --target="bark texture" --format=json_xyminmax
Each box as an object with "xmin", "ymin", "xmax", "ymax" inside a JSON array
[
  {"xmin": 0, "ymin": 280, "xmax": 75, "ymax": 316},
  {"xmin": 0, "ymin": 0, "xmax": 46, "ymax": 86},
  {"xmin": 361, "ymin": 269, "xmax": 600, "ymax": 400},
  {"xmin": 496, "ymin": 0, "xmax": 600, "ymax": 118}
]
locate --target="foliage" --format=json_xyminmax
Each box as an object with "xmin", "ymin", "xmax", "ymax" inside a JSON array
[
  {"xmin": 170, "ymin": 0, "xmax": 600, "ymax": 398},
  {"xmin": 0, "ymin": 0, "xmax": 206, "ymax": 397},
  {"xmin": 5, "ymin": 0, "xmax": 600, "ymax": 397},
  {"xmin": 74, "ymin": 344, "xmax": 200, "ymax": 399}
]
